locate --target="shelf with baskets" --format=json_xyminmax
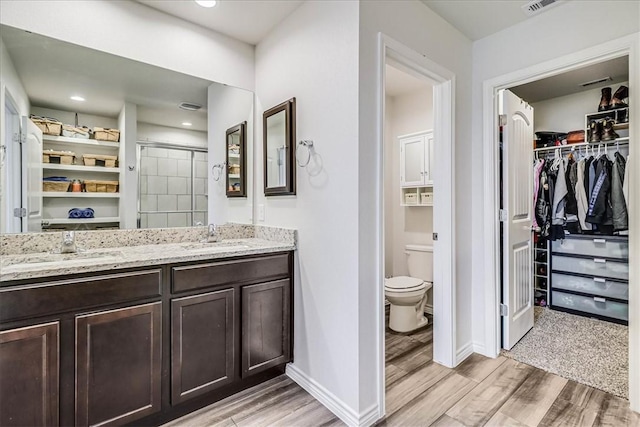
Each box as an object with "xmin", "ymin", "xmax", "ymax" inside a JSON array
[
  {"xmin": 43, "ymin": 164, "xmax": 122, "ymax": 174},
  {"xmin": 43, "ymin": 134, "xmax": 120, "ymax": 148},
  {"xmin": 42, "ymin": 217, "xmax": 120, "ymax": 225},
  {"xmin": 401, "ymin": 186, "xmax": 433, "ymax": 207},
  {"xmin": 43, "ymin": 192, "xmax": 120, "ymax": 199}
]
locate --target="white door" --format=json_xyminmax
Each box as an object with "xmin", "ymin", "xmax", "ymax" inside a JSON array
[
  {"xmin": 400, "ymin": 135, "xmax": 425, "ymax": 187},
  {"xmin": 21, "ymin": 116, "xmax": 43, "ymax": 232},
  {"xmin": 425, "ymin": 131, "xmax": 434, "ymax": 186},
  {"xmin": 500, "ymin": 89, "xmax": 534, "ymax": 350}
]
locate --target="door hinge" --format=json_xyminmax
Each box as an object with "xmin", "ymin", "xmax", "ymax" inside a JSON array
[
  {"xmin": 13, "ymin": 207, "xmax": 26, "ymax": 218},
  {"xmin": 432, "ymin": 233, "xmax": 438, "ymax": 241},
  {"xmin": 499, "ymin": 114, "xmax": 507, "ymax": 127},
  {"xmin": 499, "ymin": 209, "xmax": 507, "ymax": 222},
  {"xmin": 500, "ymin": 304, "xmax": 508, "ymax": 317},
  {"xmin": 12, "ymin": 133, "xmax": 20, "ymax": 144}
]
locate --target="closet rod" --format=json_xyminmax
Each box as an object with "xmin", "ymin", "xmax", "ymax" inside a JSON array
[{"xmin": 534, "ymin": 138, "xmax": 629, "ymax": 153}]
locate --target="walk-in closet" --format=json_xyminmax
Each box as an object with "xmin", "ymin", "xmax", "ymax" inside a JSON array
[{"xmin": 503, "ymin": 55, "xmax": 631, "ymax": 399}]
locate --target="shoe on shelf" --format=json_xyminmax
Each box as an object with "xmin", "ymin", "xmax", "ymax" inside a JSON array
[
  {"xmin": 588, "ymin": 120, "xmax": 603, "ymax": 143},
  {"xmin": 598, "ymin": 87, "xmax": 612, "ymax": 112},
  {"xmin": 610, "ymin": 85, "xmax": 628, "ymax": 109},
  {"xmin": 601, "ymin": 119, "xmax": 620, "ymax": 141}
]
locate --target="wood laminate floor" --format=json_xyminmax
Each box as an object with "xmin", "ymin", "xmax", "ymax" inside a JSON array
[{"xmin": 163, "ymin": 316, "xmax": 639, "ymax": 426}]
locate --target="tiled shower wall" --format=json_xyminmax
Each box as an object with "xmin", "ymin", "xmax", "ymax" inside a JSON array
[{"xmin": 139, "ymin": 146, "xmax": 208, "ymax": 228}]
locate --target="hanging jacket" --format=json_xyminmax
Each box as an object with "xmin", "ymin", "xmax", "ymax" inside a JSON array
[
  {"xmin": 552, "ymin": 158, "xmax": 567, "ymax": 226},
  {"xmin": 611, "ymin": 152, "xmax": 628, "ymax": 231},
  {"xmin": 535, "ymin": 168, "xmax": 551, "ymax": 238},
  {"xmin": 575, "ymin": 159, "xmax": 592, "ymax": 231},
  {"xmin": 565, "ymin": 158, "xmax": 578, "ymax": 221},
  {"xmin": 586, "ymin": 156, "xmax": 612, "ymax": 225},
  {"xmin": 623, "ymin": 154, "xmax": 630, "ymax": 212},
  {"xmin": 588, "ymin": 159, "xmax": 597, "ymax": 204},
  {"xmin": 532, "ymin": 159, "xmax": 545, "ymax": 230},
  {"xmin": 584, "ymin": 156, "xmax": 593, "ymax": 203}
]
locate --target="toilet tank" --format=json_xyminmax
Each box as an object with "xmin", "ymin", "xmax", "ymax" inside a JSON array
[{"xmin": 406, "ymin": 244, "xmax": 434, "ymax": 282}]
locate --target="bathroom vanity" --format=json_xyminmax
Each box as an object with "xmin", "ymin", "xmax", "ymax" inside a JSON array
[{"xmin": 0, "ymin": 230, "xmax": 295, "ymax": 427}]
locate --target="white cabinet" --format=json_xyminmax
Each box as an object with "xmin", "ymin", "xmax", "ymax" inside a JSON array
[{"xmin": 399, "ymin": 130, "xmax": 433, "ymax": 187}]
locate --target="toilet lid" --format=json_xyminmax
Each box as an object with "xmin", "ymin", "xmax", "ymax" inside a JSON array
[{"xmin": 385, "ymin": 276, "xmax": 425, "ymax": 292}]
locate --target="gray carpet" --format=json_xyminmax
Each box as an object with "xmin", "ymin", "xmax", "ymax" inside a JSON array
[{"xmin": 501, "ymin": 307, "xmax": 628, "ymax": 399}]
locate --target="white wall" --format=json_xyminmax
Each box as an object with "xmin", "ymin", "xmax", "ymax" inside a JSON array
[
  {"xmin": 470, "ymin": 0, "xmax": 640, "ymax": 357},
  {"xmin": 255, "ymin": 0, "xmax": 361, "ymax": 419},
  {"xmin": 119, "ymin": 102, "xmax": 137, "ymax": 229},
  {"xmin": 137, "ymin": 122, "xmax": 207, "ymax": 149},
  {"xmin": 359, "ymin": 0, "xmax": 474, "ymax": 416},
  {"xmin": 0, "ymin": 0, "xmax": 255, "ymax": 91}
]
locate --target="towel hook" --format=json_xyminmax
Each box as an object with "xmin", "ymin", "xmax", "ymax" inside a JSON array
[{"xmin": 211, "ymin": 162, "xmax": 226, "ymax": 181}]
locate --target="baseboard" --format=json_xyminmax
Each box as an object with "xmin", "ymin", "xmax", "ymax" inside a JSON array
[
  {"xmin": 455, "ymin": 341, "xmax": 474, "ymax": 365},
  {"xmin": 286, "ymin": 363, "xmax": 379, "ymax": 426},
  {"xmin": 472, "ymin": 341, "xmax": 487, "ymax": 356}
]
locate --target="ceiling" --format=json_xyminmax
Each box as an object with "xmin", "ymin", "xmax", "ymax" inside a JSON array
[
  {"xmin": 385, "ymin": 64, "xmax": 432, "ymax": 97},
  {"xmin": 422, "ymin": 0, "xmax": 549, "ymax": 41},
  {"xmin": 510, "ymin": 56, "xmax": 629, "ymax": 103},
  {"xmin": 135, "ymin": 0, "xmax": 303, "ymax": 45},
  {"xmin": 1, "ymin": 25, "xmax": 214, "ymax": 131}
]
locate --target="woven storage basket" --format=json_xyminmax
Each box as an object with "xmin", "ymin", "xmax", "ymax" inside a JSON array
[
  {"xmin": 62, "ymin": 124, "xmax": 91, "ymax": 139},
  {"xmin": 31, "ymin": 116, "xmax": 62, "ymax": 136},
  {"xmin": 84, "ymin": 180, "xmax": 119, "ymax": 193},
  {"xmin": 93, "ymin": 127, "xmax": 120, "ymax": 142},
  {"xmin": 43, "ymin": 150, "xmax": 76, "ymax": 165},
  {"xmin": 83, "ymin": 154, "xmax": 118, "ymax": 168},
  {"xmin": 43, "ymin": 180, "xmax": 70, "ymax": 192}
]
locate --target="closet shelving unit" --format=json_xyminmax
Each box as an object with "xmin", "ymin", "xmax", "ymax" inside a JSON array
[{"xmin": 42, "ymin": 134, "xmax": 122, "ymax": 229}]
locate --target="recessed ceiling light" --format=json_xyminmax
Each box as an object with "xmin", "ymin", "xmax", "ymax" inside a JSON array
[
  {"xmin": 70, "ymin": 95, "xmax": 85, "ymax": 102},
  {"xmin": 195, "ymin": 0, "xmax": 217, "ymax": 7},
  {"xmin": 182, "ymin": 122, "xmax": 193, "ymax": 126}
]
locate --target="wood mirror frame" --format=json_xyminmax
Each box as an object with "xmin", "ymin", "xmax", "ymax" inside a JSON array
[
  {"xmin": 226, "ymin": 121, "xmax": 247, "ymax": 197},
  {"xmin": 263, "ymin": 98, "xmax": 296, "ymax": 196}
]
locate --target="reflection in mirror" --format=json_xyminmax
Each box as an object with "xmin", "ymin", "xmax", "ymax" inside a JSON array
[
  {"xmin": 226, "ymin": 122, "xmax": 246, "ymax": 198},
  {"xmin": 263, "ymin": 98, "xmax": 296, "ymax": 196},
  {"xmin": 0, "ymin": 24, "xmax": 253, "ymax": 233}
]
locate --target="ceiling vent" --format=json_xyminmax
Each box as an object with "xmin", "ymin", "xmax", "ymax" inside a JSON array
[
  {"xmin": 522, "ymin": 0, "xmax": 562, "ymax": 17},
  {"xmin": 178, "ymin": 102, "xmax": 202, "ymax": 111},
  {"xmin": 579, "ymin": 77, "xmax": 612, "ymax": 88}
]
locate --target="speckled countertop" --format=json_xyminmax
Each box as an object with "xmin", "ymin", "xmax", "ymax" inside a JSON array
[{"xmin": 0, "ymin": 225, "xmax": 296, "ymax": 282}]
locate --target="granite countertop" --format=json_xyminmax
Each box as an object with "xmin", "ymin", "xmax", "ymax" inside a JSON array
[{"xmin": 0, "ymin": 238, "xmax": 295, "ymax": 282}]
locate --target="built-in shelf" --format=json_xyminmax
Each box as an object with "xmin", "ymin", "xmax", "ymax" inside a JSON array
[
  {"xmin": 228, "ymin": 153, "xmax": 240, "ymax": 158},
  {"xmin": 43, "ymin": 135, "xmax": 120, "ymax": 148},
  {"xmin": 43, "ymin": 192, "xmax": 120, "ymax": 198},
  {"xmin": 228, "ymin": 174, "xmax": 240, "ymax": 179},
  {"xmin": 534, "ymin": 137, "xmax": 629, "ymax": 152},
  {"xmin": 42, "ymin": 217, "xmax": 120, "ymax": 225},
  {"xmin": 43, "ymin": 164, "xmax": 121, "ymax": 174}
]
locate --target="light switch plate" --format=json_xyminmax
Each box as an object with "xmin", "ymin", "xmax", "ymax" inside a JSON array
[{"xmin": 258, "ymin": 204, "xmax": 265, "ymax": 221}]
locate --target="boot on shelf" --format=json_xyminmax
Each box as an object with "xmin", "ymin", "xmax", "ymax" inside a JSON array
[
  {"xmin": 610, "ymin": 85, "xmax": 628, "ymax": 109},
  {"xmin": 601, "ymin": 119, "xmax": 620, "ymax": 141},
  {"xmin": 588, "ymin": 120, "xmax": 602, "ymax": 143},
  {"xmin": 598, "ymin": 87, "xmax": 612, "ymax": 112}
]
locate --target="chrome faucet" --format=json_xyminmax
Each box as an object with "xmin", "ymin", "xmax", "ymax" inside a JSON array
[
  {"xmin": 60, "ymin": 231, "xmax": 77, "ymax": 254},
  {"xmin": 207, "ymin": 224, "xmax": 221, "ymax": 243}
]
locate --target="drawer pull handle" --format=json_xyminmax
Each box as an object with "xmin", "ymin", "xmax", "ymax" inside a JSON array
[
  {"xmin": 593, "ymin": 258, "xmax": 606, "ymax": 264},
  {"xmin": 593, "ymin": 277, "xmax": 606, "ymax": 283},
  {"xmin": 594, "ymin": 297, "xmax": 606, "ymax": 303},
  {"xmin": 593, "ymin": 239, "xmax": 606, "ymax": 244}
]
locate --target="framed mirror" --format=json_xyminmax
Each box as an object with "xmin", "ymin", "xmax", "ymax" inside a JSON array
[
  {"xmin": 263, "ymin": 98, "xmax": 296, "ymax": 196},
  {"xmin": 226, "ymin": 121, "xmax": 246, "ymax": 197}
]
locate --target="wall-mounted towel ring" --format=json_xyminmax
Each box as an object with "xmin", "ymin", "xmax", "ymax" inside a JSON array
[
  {"xmin": 296, "ymin": 140, "xmax": 314, "ymax": 167},
  {"xmin": 212, "ymin": 162, "xmax": 226, "ymax": 181}
]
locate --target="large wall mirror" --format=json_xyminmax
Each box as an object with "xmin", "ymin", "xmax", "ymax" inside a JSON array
[
  {"xmin": 0, "ymin": 24, "xmax": 254, "ymax": 234},
  {"xmin": 263, "ymin": 98, "xmax": 296, "ymax": 196}
]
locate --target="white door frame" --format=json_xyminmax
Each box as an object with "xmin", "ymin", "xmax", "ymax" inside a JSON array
[
  {"xmin": 481, "ymin": 33, "xmax": 640, "ymax": 411},
  {"xmin": 376, "ymin": 32, "xmax": 457, "ymax": 416}
]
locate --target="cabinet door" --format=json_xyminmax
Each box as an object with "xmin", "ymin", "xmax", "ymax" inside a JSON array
[
  {"xmin": 241, "ymin": 279, "xmax": 291, "ymax": 377},
  {"xmin": 400, "ymin": 135, "xmax": 425, "ymax": 187},
  {"xmin": 0, "ymin": 322, "xmax": 59, "ymax": 427},
  {"xmin": 171, "ymin": 289, "xmax": 234, "ymax": 404},
  {"xmin": 76, "ymin": 302, "xmax": 161, "ymax": 427},
  {"xmin": 424, "ymin": 132, "xmax": 435, "ymax": 186}
]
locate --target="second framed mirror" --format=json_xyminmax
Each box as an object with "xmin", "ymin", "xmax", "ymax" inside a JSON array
[
  {"xmin": 226, "ymin": 121, "xmax": 247, "ymax": 197},
  {"xmin": 264, "ymin": 98, "xmax": 296, "ymax": 196}
]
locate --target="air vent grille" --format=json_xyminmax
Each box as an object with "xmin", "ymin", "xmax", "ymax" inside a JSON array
[
  {"xmin": 179, "ymin": 102, "xmax": 202, "ymax": 111},
  {"xmin": 522, "ymin": 0, "xmax": 561, "ymax": 16},
  {"xmin": 579, "ymin": 77, "xmax": 612, "ymax": 88}
]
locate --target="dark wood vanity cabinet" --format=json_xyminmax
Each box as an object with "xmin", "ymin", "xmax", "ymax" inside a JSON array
[{"xmin": 0, "ymin": 251, "xmax": 293, "ymax": 427}]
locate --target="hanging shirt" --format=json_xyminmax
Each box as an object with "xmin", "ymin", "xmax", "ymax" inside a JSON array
[
  {"xmin": 565, "ymin": 158, "xmax": 578, "ymax": 222},
  {"xmin": 623, "ymin": 154, "xmax": 630, "ymax": 212},
  {"xmin": 612, "ymin": 152, "xmax": 628, "ymax": 232},
  {"xmin": 575, "ymin": 159, "xmax": 592, "ymax": 231},
  {"xmin": 584, "ymin": 156, "xmax": 594, "ymax": 203},
  {"xmin": 552, "ymin": 158, "xmax": 568, "ymax": 226}
]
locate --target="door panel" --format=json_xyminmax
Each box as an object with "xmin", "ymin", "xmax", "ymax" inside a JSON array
[
  {"xmin": 500, "ymin": 89, "xmax": 534, "ymax": 350},
  {"xmin": 75, "ymin": 302, "xmax": 161, "ymax": 426},
  {"xmin": 171, "ymin": 289, "xmax": 234, "ymax": 404},
  {"xmin": 21, "ymin": 117, "xmax": 42, "ymax": 232},
  {"xmin": 0, "ymin": 322, "xmax": 59, "ymax": 427},
  {"xmin": 400, "ymin": 136, "xmax": 425, "ymax": 187}
]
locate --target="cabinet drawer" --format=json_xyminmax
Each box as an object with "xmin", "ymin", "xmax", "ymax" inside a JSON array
[
  {"xmin": 0, "ymin": 269, "xmax": 162, "ymax": 323},
  {"xmin": 551, "ymin": 273, "xmax": 628, "ymax": 301},
  {"xmin": 552, "ymin": 237, "xmax": 628, "ymax": 259},
  {"xmin": 552, "ymin": 290, "xmax": 628, "ymax": 321},
  {"xmin": 172, "ymin": 253, "xmax": 289, "ymax": 293},
  {"xmin": 552, "ymin": 255, "xmax": 628, "ymax": 281}
]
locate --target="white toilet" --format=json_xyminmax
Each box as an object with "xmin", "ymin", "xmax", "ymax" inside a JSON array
[{"xmin": 385, "ymin": 244, "xmax": 433, "ymax": 333}]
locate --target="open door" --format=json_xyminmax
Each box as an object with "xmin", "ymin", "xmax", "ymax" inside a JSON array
[
  {"xmin": 500, "ymin": 89, "xmax": 534, "ymax": 350},
  {"xmin": 21, "ymin": 116, "xmax": 43, "ymax": 232}
]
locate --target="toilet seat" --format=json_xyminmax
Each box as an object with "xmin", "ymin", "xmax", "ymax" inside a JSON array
[{"xmin": 385, "ymin": 276, "xmax": 425, "ymax": 292}]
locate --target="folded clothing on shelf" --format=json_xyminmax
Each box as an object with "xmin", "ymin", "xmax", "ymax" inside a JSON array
[{"xmin": 68, "ymin": 208, "xmax": 95, "ymax": 219}]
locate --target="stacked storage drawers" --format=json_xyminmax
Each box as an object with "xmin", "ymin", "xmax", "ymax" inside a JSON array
[{"xmin": 551, "ymin": 235, "xmax": 629, "ymax": 324}]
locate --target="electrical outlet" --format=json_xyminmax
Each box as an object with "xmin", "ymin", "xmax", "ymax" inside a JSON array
[{"xmin": 258, "ymin": 204, "xmax": 265, "ymax": 221}]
